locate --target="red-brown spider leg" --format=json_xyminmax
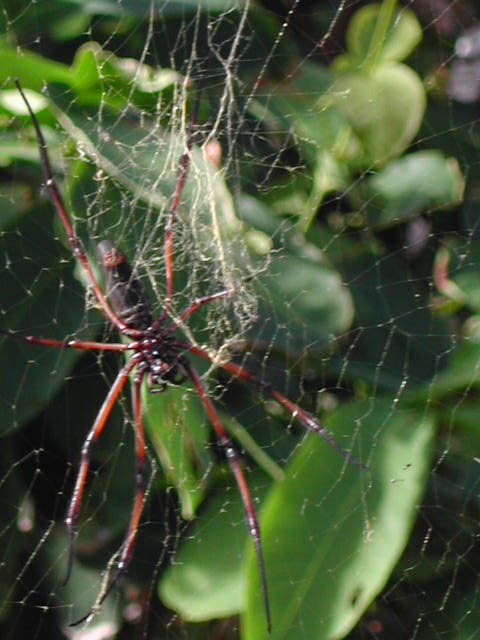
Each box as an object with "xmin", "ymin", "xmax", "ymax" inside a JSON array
[
  {"xmin": 155, "ymin": 91, "xmax": 201, "ymax": 328},
  {"xmin": 14, "ymin": 80, "xmax": 141, "ymax": 338},
  {"xmin": 179, "ymin": 343, "xmax": 367, "ymax": 472},
  {"xmin": 0, "ymin": 329, "xmax": 134, "ymax": 352},
  {"xmin": 63, "ymin": 354, "xmax": 141, "ymax": 588},
  {"xmin": 185, "ymin": 361, "xmax": 272, "ymax": 634},
  {"xmin": 70, "ymin": 371, "xmax": 147, "ymax": 627},
  {"xmin": 166, "ymin": 288, "xmax": 234, "ymax": 333},
  {"xmin": 160, "ymin": 149, "xmax": 190, "ymax": 323}
]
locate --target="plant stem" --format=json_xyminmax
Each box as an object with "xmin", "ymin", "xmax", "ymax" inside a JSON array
[{"xmin": 365, "ymin": 0, "xmax": 398, "ymax": 70}]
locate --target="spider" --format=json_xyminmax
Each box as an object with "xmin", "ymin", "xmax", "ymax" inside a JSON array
[{"xmin": 6, "ymin": 80, "xmax": 365, "ymax": 631}]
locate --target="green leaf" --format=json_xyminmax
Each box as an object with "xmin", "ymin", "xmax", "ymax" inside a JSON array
[
  {"xmin": 0, "ymin": 45, "xmax": 72, "ymax": 92},
  {"xmin": 258, "ymin": 253, "xmax": 353, "ymax": 339},
  {"xmin": 69, "ymin": 42, "xmax": 181, "ymax": 106},
  {"xmin": 159, "ymin": 472, "xmax": 271, "ymax": 621},
  {"xmin": 143, "ymin": 385, "xmax": 211, "ymax": 520},
  {"xmin": 300, "ymin": 151, "xmax": 349, "ymax": 232},
  {"xmin": 333, "ymin": 63, "xmax": 426, "ymax": 166},
  {"xmin": 345, "ymin": 4, "xmax": 422, "ymax": 67},
  {"xmin": 361, "ymin": 150, "xmax": 465, "ymax": 228},
  {"xmin": 0, "ymin": 204, "xmax": 99, "ymax": 434},
  {"xmin": 250, "ymin": 252, "xmax": 354, "ymax": 376},
  {"xmin": 417, "ymin": 338, "xmax": 480, "ymax": 399},
  {"xmin": 247, "ymin": 62, "xmax": 350, "ymax": 167},
  {"xmin": 65, "ymin": 0, "xmax": 246, "ymax": 16},
  {"xmin": 452, "ymin": 269, "xmax": 480, "ymax": 314},
  {"xmin": 237, "ymin": 196, "xmax": 354, "ymax": 368},
  {"xmin": 0, "ymin": 87, "xmax": 49, "ymax": 116},
  {"xmin": 243, "ymin": 398, "xmax": 435, "ymax": 639},
  {"xmin": 328, "ymin": 240, "xmax": 452, "ymax": 390},
  {"xmin": 49, "ymin": 9, "xmax": 91, "ymax": 42}
]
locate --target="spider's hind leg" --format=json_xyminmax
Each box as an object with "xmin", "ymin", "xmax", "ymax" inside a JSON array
[
  {"xmin": 69, "ymin": 371, "xmax": 148, "ymax": 627},
  {"xmin": 184, "ymin": 360, "xmax": 272, "ymax": 634},
  {"xmin": 62, "ymin": 357, "xmax": 138, "ymax": 587}
]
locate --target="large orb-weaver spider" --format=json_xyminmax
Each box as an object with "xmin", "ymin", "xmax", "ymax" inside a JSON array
[{"xmin": 5, "ymin": 81, "xmax": 365, "ymax": 631}]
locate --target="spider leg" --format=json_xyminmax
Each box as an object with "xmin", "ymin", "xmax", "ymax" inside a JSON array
[
  {"xmin": 165, "ymin": 273, "xmax": 256, "ymax": 331},
  {"xmin": 179, "ymin": 342, "xmax": 367, "ymax": 471},
  {"xmin": 14, "ymin": 80, "xmax": 141, "ymax": 338},
  {"xmin": 0, "ymin": 329, "xmax": 133, "ymax": 352},
  {"xmin": 184, "ymin": 361, "xmax": 272, "ymax": 634},
  {"xmin": 166, "ymin": 288, "xmax": 234, "ymax": 333},
  {"xmin": 154, "ymin": 90, "xmax": 201, "ymax": 328},
  {"xmin": 63, "ymin": 355, "xmax": 141, "ymax": 588},
  {"xmin": 70, "ymin": 370, "xmax": 147, "ymax": 627}
]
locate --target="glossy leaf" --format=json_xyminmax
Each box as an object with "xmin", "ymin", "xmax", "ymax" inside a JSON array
[
  {"xmin": 243, "ymin": 398, "xmax": 435, "ymax": 639},
  {"xmin": 66, "ymin": 0, "xmax": 246, "ymax": 16},
  {"xmin": 323, "ymin": 236, "xmax": 452, "ymax": 391},
  {"xmin": 344, "ymin": 4, "xmax": 422, "ymax": 67},
  {"xmin": 361, "ymin": 150, "xmax": 465, "ymax": 227},
  {"xmin": 237, "ymin": 195, "xmax": 355, "ymax": 366},
  {"xmin": 333, "ymin": 63, "xmax": 426, "ymax": 167},
  {"xmin": 159, "ymin": 472, "xmax": 271, "ymax": 621},
  {"xmin": 143, "ymin": 385, "xmax": 211, "ymax": 520},
  {"xmin": 416, "ymin": 338, "xmax": 480, "ymax": 399},
  {"xmin": 0, "ymin": 203, "xmax": 98, "ymax": 433}
]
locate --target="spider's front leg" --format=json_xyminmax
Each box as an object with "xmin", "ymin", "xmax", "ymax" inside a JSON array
[
  {"xmin": 14, "ymin": 81, "xmax": 140, "ymax": 338},
  {"xmin": 153, "ymin": 87, "xmax": 201, "ymax": 329}
]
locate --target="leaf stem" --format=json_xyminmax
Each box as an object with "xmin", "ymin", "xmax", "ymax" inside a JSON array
[{"xmin": 365, "ymin": 0, "xmax": 398, "ymax": 70}]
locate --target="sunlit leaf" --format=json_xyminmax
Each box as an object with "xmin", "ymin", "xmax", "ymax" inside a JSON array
[
  {"xmin": 159, "ymin": 472, "xmax": 271, "ymax": 620},
  {"xmin": 143, "ymin": 385, "xmax": 211, "ymax": 520},
  {"xmin": 333, "ymin": 63, "xmax": 426, "ymax": 167},
  {"xmin": 243, "ymin": 398, "xmax": 434, "ymax": 639},
  {"xmin": 345, "ymin": 4, "xmax": 422, "ymax": 66}
]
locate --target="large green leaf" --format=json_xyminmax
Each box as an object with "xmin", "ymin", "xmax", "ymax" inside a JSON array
[
  {"xmin": 66, "ymin": 0, "xmax": 246, "ymax": 16},
  {"xmin": 360, "ymin": 150, "xmax": 465, "ymax": 228},
  {"xmin": 237, "ymin": 195, "xmax": 354, "ymax": 369},
  {"xmin": 159, "ymin": 471, "xmax": 271, "ymax": 621},
  {"xmin": 0, "ymin": 202, "xmax": 99, "ymax": 434},
  {"xmin": 323, "ymin": 237, "xmax": 452, "ymax": 391},
  {"xmin": 415, "ymin": 338, "xmax": 480, "ymax": 400},
  {"xmin": 344, "ymin": 3, "xmax": 422, "ymax": 67},
  {"xmin": 143, "ymin": 385, "xmax": 211, "ymax": 521},
  {"xmin": 333, "ymin": 63, "xmax": 426, "ymax": 167},
  {"xmin": 243, "ymin": 398, "xmax": 434, "ymax": 639},
  {"xmin": 0, "ymin": 46, "xmax": 72, "ymax": 93}
]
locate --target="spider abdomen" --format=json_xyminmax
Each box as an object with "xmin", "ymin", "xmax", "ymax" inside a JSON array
[{"xmin": 97, "ymin": 240, "xmax": 153, "ymax": 330}]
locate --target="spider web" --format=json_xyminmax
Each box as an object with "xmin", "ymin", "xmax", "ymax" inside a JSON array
[{"xmin": 1, "ymin": 1, "xmax": 480, "ymax": 638}]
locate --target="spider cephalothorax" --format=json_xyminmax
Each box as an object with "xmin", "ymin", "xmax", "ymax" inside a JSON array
[{"xmin": 5, "ymin": 80, "xmax": 365, "ymax": 631}]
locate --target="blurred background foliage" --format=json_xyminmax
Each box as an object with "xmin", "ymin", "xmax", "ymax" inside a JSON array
[{"xmin": 1, "ymin": 1, "xmax": 480, "ymax": 638}]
